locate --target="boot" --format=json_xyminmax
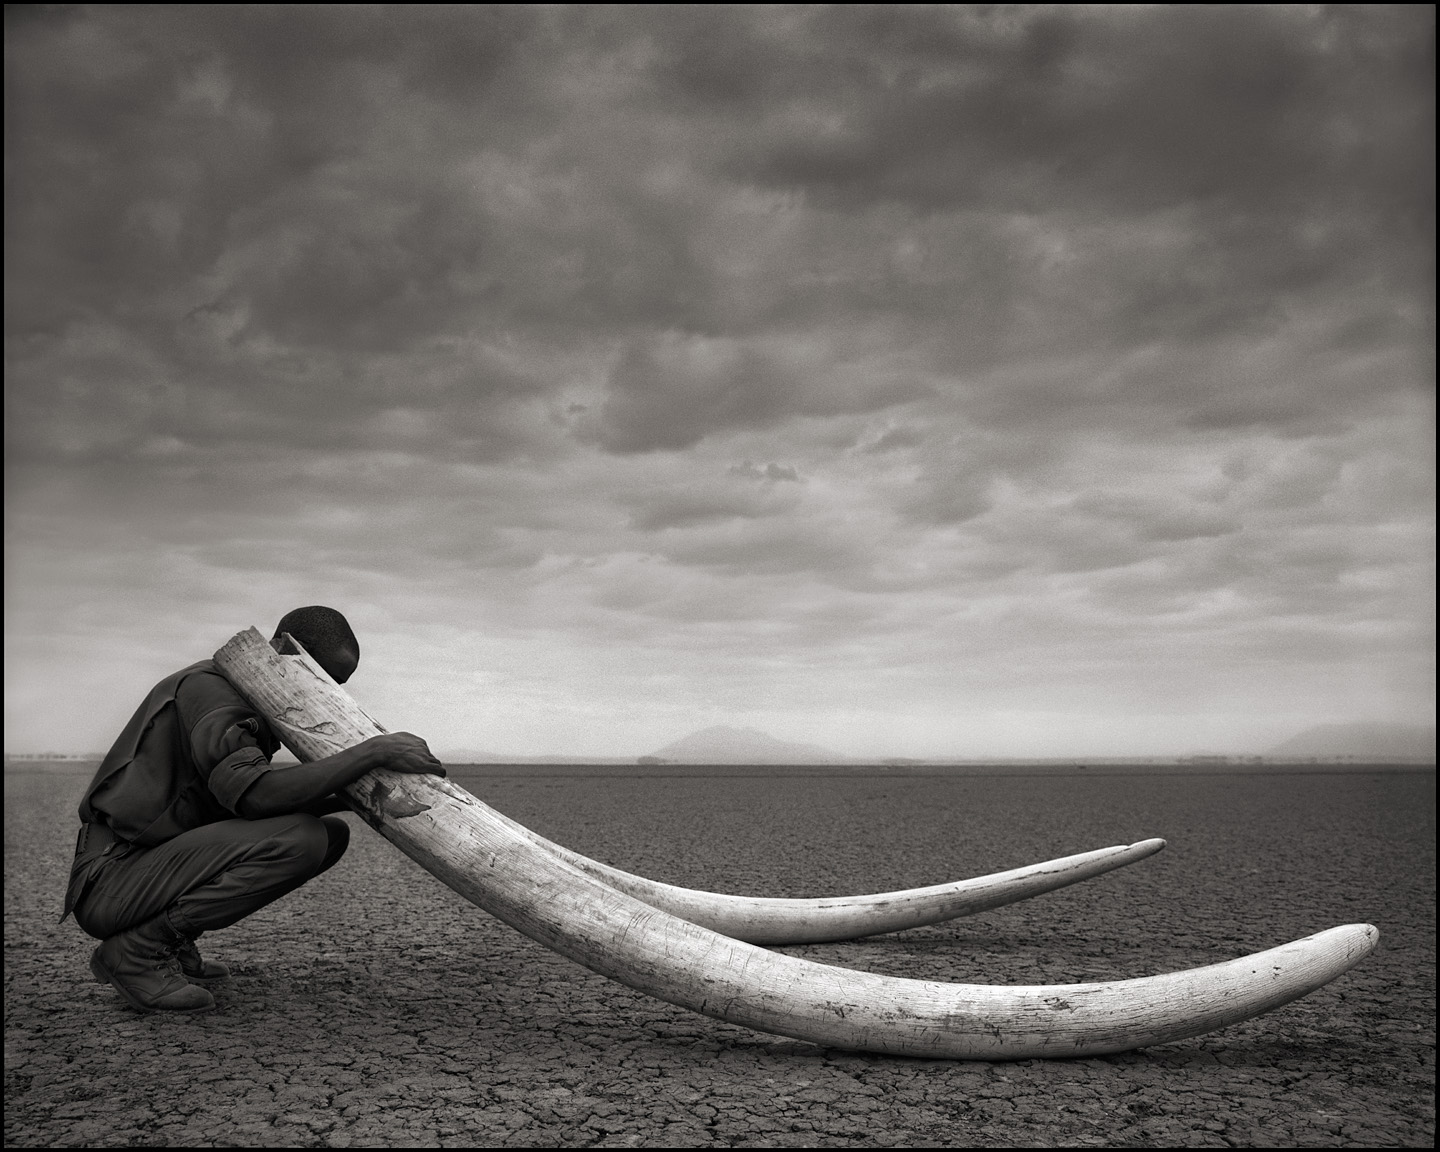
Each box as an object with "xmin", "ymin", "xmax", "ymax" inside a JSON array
[
  {"xmin": 175, "ymin": 933, "xmax": 230, "ymax": 984},
  {"xmin": 89, "ymin": 913, "xmax": 215, "ymax": 1013}
]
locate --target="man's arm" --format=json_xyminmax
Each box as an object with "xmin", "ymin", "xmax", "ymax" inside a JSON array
[
  {"xmin": 236, "ymin": 733, "xmax": 444, "ymax": 820},
  {"xmin": 296, "ymin": 795, "xmax": 353, "ymax": 817}
]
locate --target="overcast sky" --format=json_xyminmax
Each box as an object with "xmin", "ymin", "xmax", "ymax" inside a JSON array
[{"xmin": 5, "ymin": 5, "xmax": 1434, "ymax": 759}]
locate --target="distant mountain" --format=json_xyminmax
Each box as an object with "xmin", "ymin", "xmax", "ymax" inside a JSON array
[
  {"xmin": 4, "ymin": 753, "xmax": 103, "ymax": 761},
  {"xmin": 645, "ymin": 725, "xmax": 848, "ymax": 764},
  {"xmin": 1267, "ymin": 723, "xmax": 1436, "ymax": 760}
]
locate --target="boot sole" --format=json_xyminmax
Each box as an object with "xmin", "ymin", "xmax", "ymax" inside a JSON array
[{"xmin": 89, "ymin": 951, "xmax": 215, "ymax": 1014}]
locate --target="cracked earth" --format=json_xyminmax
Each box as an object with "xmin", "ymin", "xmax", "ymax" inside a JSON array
[{"xmin": 5, "ymin": 764, "xmax": 1434, "ymax": 1147}]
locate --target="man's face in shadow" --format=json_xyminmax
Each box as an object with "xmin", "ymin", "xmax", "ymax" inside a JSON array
[{"xmin": 320, "ymin": 646, "xmax": 359, "ymax": 685}]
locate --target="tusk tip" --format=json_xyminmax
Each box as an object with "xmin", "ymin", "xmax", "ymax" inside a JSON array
[
  {"xmin": 1309, "ymin": 922, "xmax": 1381, "ymax": 962},
  {"xmin": 1131, "ymin": 837, "xmax": 1167, "ymax": 856}
]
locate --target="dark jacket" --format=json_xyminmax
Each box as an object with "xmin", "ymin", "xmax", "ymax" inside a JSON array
[{"xmin": 62, "ymin": 660, "xmax": 281, "ymax": 921}]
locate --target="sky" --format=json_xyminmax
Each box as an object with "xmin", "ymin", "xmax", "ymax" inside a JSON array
[{"xmin": 5, "ymin": 5, "xmax": 1434, "ymax": 759}]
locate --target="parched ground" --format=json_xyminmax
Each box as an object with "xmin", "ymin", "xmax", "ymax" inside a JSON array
[{"xmin": 5, "ymin": 764, "xmax": 1434, "ymax": 1148}]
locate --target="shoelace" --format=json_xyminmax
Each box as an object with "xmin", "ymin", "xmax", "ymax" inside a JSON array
[{"xmin": 148, "ymin": 944, "xmax": 185, "ymax": 974}]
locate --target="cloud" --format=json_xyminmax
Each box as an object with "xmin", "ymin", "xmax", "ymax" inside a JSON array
[
  {"xmin": 5, "ymin": 7, "xmax": 1432, "ymax": 757},
  {"xmin": 577, "ymin": 330, "xmax": 925, "ymax": 453},
  {"xmin": 1073, "ymin": 492, "xmax": 1239, "ymax": 544},
  {"xmin": 624, "ymin": 476, "xmax": 798, "ymax": 531},
  {"xmin": 720, "ymin": 7, "xmax": 1433, "ymax": 220},
  {"xmin": 9, "ymin": 6, "xmax": 1428, "ymax": 464}
]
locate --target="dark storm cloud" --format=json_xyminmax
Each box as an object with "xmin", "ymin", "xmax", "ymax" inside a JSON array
[
  {"xmin": 6, "ymin": 4, "xmax": 559, "ymax": 470},
  {"xmin": 7, "ymin": 5, "xmax": 1431, "ymax": 462},
  {"xmin": 693, "ymin": 7, "xmax": 1433, "ymax": 223},
  {"xmin": 5, "ymin": 6, "xmax": 1433, "ymax": 757},
  {"xmin": 579, "ymin": 331, "xmax": 927, "ymax": 453}
]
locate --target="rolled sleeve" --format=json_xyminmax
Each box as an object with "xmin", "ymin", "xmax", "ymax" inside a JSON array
[{"xmin": 207, "ymin": 742, "xmax": 273, "ymax": 814}]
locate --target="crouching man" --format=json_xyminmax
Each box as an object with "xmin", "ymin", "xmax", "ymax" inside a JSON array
[{"xmin": 63, "ymin": 605, "xmax": 445, "ymax": 1013}]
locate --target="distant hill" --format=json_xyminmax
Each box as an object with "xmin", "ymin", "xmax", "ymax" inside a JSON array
[
  {"xmin": 4, "ymin": 753, "xmax": 103, "ymax": 761},
  {"xmin": 645, "ymin": 725, "xmax": 848, "ymax": 764},
  {"xmin": 1268, "ymin": 723, "xmax": 1436, "ymax": 760}
]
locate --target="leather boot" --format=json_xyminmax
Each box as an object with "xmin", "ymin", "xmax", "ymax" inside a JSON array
[
  {"xmin": 90, "ymin": 913, "xmax": 215, "ymax": 1013},
  {"xmin": 175, "ymin": 933, "xmax": 230, "ymax": 984}
]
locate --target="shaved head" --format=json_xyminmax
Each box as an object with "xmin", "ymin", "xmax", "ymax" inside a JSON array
[{"xmin": 272, "ymin": 605, "xmax": 360, "ymax": 683}]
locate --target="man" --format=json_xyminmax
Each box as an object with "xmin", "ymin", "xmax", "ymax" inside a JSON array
[{"xmin": 63, "ymin": 605, "xmax": 444, "ymax": 1013}]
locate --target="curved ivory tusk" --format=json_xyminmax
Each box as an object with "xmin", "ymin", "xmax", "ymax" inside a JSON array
[
  {"xmin": 215, "ymin": 628, "xmax": 1379, "ymax": 1060},
  {"xmin": 506, "ymin": 820, "xmax": 1168, "ymax": 944},
  {"xmin": 359, "ymin": 782, "xmax": 1381, "ymax": 1059}
]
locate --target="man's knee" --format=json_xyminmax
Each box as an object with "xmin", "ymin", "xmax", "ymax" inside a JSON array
[
  {"xmin": 263, "ymin": 814, "xmax": 333, "ymax": 876},
  {"xmin": 317, "ymin": 815, "xmax": 350, "ymax": 874}
]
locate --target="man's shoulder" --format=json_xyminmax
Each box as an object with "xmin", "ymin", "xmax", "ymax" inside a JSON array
[
  {"xmin": 124, "ymin": 659, "xmax": 217, "ymax": 710},
  {"xmin": 172, "ymin": 660, "xmax": 247, "ymax": 713}
]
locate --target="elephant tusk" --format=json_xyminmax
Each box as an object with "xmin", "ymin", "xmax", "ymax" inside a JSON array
[
  {"xmin": 503, "ymin": 819, "xmax": 1167, "ymax": 944},
  {"xmin": 215, "ymin": 628, "xmax": 1379, "ymax": 1060}
]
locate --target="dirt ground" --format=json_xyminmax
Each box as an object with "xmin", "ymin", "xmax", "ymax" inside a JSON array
[{"xmin": 4, "ymin": 763, "xmax": 1434, "ymax": 1148}]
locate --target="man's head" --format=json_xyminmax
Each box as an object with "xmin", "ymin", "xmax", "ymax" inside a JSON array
[{"xmin": 272, "ymin": 606, "xmax": 360, "ymax": 684}]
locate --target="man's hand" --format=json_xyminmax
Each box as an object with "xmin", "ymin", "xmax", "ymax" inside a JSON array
[{"xmin": 363, "ymin": 732, "xmax": 446, "ymax": 777}]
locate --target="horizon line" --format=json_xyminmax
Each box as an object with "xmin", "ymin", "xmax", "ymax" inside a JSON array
[{"xmin": 7, "ymin": 751, "xmax": 1435, "ymax": 765}]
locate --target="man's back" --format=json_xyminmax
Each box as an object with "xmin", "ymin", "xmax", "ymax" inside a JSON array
[{"xmin": 79, "ymin": 661, "xmax": 280, "ymax": 848}]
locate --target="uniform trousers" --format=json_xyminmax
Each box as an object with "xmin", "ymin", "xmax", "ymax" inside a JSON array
[{"xmin": 73, "ymin": 814, "xmax": 350, "ymax": 941}]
